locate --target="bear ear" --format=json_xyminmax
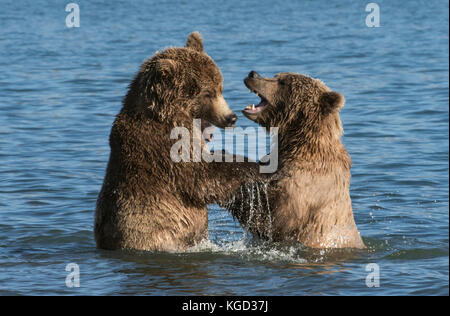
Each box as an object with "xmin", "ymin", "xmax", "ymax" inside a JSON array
[
  {"xmin": 186, "ymin": 31, "xmax": 204, "ymax": 52},
  {"xmin": 320, "ymin": 91, "xmax": 345, "ymax": 113}
]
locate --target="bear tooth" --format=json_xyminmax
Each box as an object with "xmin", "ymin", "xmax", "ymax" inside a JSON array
[{"xmin": 252, "ymin": 104, "xmax": 255, "ymax": 110}]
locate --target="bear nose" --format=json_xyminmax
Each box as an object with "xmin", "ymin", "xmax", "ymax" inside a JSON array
[
  {"xmin": 248, "ymin": 71, "xmax": 261, "ymax": 79},
  {"xmin": 225, "ymin": 113, "xmax": 238, "ymax": 126}
]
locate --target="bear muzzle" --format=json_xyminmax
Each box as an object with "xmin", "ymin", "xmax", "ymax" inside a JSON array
[{"xmin": 243, "ymin": 71, "xmax": 272, "ymax": 121}]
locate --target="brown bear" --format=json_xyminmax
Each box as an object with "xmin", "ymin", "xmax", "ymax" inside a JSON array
[
  {"xmin": 94, "ymin": 33, "xmax": 262, "ymax": 252},
  {"xmin": 221, "ymin": 71, "xmax": 366, "ymax": 249}
]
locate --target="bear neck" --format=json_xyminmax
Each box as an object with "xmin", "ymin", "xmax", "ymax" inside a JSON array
[{"xmin": 277, "ymin": 115, "xmax": 350, "ymax": 172}]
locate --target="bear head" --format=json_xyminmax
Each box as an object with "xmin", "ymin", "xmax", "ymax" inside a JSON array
[
  {"xmin": 242, "ymin": 71, "xmax": 345, "ymax": 151},
  {"xmin": 124, "ymin": 32, "xmax": 237, "ymax": 130}
]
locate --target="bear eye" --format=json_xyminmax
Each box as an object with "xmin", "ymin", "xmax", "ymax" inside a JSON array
[
  {"xmin": 203, "ymin": 90, "xmax": 215, "ymax": 98},
  {"xmin": 278, "ymin": 79, "xmax": 287, "ymax": 86}
]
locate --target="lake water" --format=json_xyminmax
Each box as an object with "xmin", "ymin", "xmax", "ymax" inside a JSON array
[{"xmin": 0, "ymin": 0, "xmax": 448, "ymax": 295}]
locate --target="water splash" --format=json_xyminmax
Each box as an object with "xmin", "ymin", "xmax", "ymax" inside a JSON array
[
  {"xmin": 246, "ymin": 182, "xmax": 255, "ymax": 226},
  {"xmin": 263, "ymin": 182, "xmax": 273, "ymax": 241},
  {"xmin": 186, "ymin": 238, "xmax": 307, "ymax": 264},
  {"xmin": 224, "ymin": 181, "xmax": 274, "ymax": 242}
]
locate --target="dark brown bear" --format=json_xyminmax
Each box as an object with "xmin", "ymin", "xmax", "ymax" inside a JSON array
[
  {"xmin": 94, "ymin": 33, "xmax": 261, "ymax": 251},
  {"xmin": 222, "ymin": 71, "xmax": 366, "ymax": 249}
]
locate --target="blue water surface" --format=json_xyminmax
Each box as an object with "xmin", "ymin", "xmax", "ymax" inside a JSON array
[{"xmin": 0, "ymin": 0, "xmax": 448, "ymax": 295}]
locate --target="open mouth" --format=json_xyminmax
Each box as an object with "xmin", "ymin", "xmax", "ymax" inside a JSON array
[
  {"xmin": 201, "ymin": 119, "xmax": 214, "ymax": 142},
  {"xmin": 242, "ymin": 90, "xmax": 269, "ymax": 120}
]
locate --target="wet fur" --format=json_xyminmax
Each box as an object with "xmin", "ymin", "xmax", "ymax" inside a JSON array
[
  {"xmin": 221, "ymin": 72, "xmax": 366, "ymax": 249},
  {"xmin": 95, "ymin": 33, "xmax": 261, "ymax": 251}
]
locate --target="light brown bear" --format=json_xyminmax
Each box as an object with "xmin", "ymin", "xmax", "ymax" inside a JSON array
[
  {"xmin": 222, "ymin": 71, "xmax": 366, "ymax": 249},
  {"xmin": 94, "ymin": 33, "xmax": 262, "ymax": 252}
]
